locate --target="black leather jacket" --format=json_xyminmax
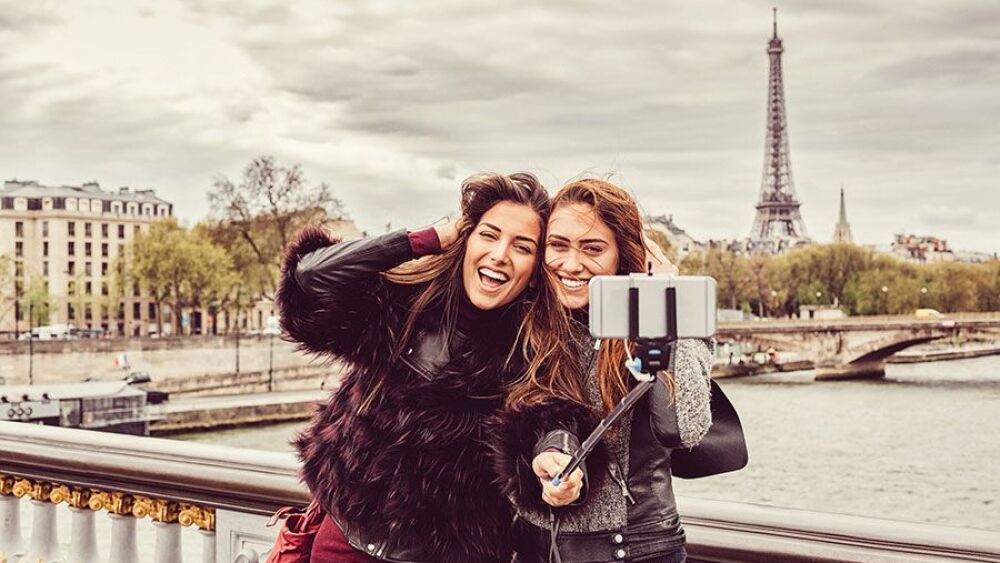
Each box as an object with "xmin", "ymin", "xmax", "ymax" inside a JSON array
[
  {"xmin": 277, "ymin": 228, "xmax": 524, "ymax": 563},
  {"xmin": 492, "ymin": 338, "xmax": 721, "ymax": 563}
]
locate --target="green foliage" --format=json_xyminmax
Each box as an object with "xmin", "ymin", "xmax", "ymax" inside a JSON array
[
  {"xmin": 125, "ymin": 218, "xmax": 235, "ymax": 335},
  {"xmin": 23, "ymin": 279, "xmax": 51, "ymax": 326},
  {"xmin": 680, "ymin": 243, "xmax": 1000, "ymax": 317}
]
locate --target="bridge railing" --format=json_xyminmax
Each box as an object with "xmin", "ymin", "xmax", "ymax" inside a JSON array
[
  {"xmin": 720, "ymin": 311, "xmax": 1000, "ymax": 329},
  {"xmin": 0, "ymin": 421, "xmax": 305, "ymax": 562},
  {"xmin": 1, "ymin": 422, "xmax": 998, "ymax": 563}
]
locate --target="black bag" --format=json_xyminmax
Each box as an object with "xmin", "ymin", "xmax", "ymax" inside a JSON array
[{"xmin": 672, "ymin": 380, "xmax": 748, "ymax": 478}]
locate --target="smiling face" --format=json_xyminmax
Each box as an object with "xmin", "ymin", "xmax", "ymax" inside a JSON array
[
  {"xmin": 544, "ymin": 202, "xmax": 620, "ymax": 310},
  {"xmin": 461, "ymin": 201, "xmax": 543, "ymax": 310}
]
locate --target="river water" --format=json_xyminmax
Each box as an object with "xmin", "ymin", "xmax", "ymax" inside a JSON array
[{"xmin": 173, "ymin": 355, "xmax": 1000, "ymax": 532}]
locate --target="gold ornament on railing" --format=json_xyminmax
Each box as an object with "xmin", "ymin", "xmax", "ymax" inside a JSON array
[
  {"xmin": 133, "ymin": 496, "xmax": 180, "ymax": 523},
  {"xmin": 50, "ymin": 485, "xmax": 94, "ymax": 509},
  {"xmin": 101, "ymin": 492, "xmax": 135, "ymax": 516},
  {"xmin": 11, "ymin": 479, "xmax": 52, "ymax": 502},
  {"xmin": 88, "ymin": 490, "xmax": 111, "ymax": 512},
  {"xmin": 178, "ymin": 503, "xmax": 216, "ymax": 532},
  {"xmin": 0, "ymin": 474, "xmax": 15, "ymax": 496}
]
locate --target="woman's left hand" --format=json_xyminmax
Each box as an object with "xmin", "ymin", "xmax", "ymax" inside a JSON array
[{"xmin": 643, "ymin": 233, "xmax": 679, "ymax": 274}]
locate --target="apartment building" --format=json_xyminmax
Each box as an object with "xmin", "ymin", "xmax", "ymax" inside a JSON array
[{"xmin": 0, "ymin": 179, "xmax": 173, "ymax": 337}]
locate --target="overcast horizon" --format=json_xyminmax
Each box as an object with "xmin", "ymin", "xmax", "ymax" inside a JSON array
[{"xmin": 1, "ymin": 1, "xmax": 998, "ymax": 254}]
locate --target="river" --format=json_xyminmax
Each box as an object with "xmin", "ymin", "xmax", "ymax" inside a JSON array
[{"xmin": 172, "ymin": 355, "xmax": 1000, "ymax": 532}]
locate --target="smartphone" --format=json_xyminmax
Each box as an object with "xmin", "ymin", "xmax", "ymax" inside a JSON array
[{"xmin": 589, "ymin": 274, "xmax": 717, "ymax": 339}]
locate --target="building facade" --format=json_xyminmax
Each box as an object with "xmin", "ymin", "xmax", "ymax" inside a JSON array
[{"xmin": 0, "ymin": 180, "xmax": 173, "ymax": 338}]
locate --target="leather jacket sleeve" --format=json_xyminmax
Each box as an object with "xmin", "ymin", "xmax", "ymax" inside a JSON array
[
  {"xmin": 649, "ymin": 338, "xmax": 715, "ymax": 449},
  {"xmin": 490, "ymin": 399, "xmax": 609, "ymax": 514},
  {"xmin": 276, "ymin": 227, "xmax": 414, "ymax": 362}
]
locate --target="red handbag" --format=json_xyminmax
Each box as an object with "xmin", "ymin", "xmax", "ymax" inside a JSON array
[{"xmin": 265, "ymin": 500, "xmax": 326, "ymax": 562}]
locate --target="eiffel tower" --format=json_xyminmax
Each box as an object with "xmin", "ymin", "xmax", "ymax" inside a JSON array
[{"xmin": 749, "ymin": 9, "xmax": 811, "ymax": 247}]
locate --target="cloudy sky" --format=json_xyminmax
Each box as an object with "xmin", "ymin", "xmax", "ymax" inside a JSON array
[{"xmin": 1, "ymin": 0, "xmax": 998, "ymax": 253}]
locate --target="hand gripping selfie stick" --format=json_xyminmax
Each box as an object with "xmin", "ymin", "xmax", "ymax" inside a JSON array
[{"xmin": 552, "ymin": 282, "xmax": 678, "ymax": 487}]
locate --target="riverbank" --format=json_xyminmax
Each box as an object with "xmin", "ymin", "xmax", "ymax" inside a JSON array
[
  {"xmin": 887, "ymin": 344, "xmax": 1000, "ymax": 364},
  {"xmin": 149, "ymin": 389, "xmax": 323, "ymax": 434}
]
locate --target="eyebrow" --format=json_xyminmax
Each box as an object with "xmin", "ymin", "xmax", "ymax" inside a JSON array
[
  {"xmin": 482, "ymin": 222, "xmax": 538, "ymax": 246},
  {"xmin": 546, "ymin": 234, "xmax": 608, "ymax": 245}
]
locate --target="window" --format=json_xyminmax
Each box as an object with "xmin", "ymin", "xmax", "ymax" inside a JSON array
[
  {"xmin": 118, "ymin": 224, "xmax": 125, "ymax": 238},
  {"xmin": 101, "ymin": 282, "xmax": 108, "ymax": 296},
  {"xmin": 68, "ymin": 304, "xmax": 76, "ymax": 321},
  {"xmin": 85, "ymin": 242, "xmax": 92, "ymax": 257},
  {"xmin": 68, "ymin": 281, "xmax": 76, "ymax": 296},
  {"xmin": 118, "ymin": 244, "xmax": 124, "ymax": 257},
  {"xmin": 42, "ymin": 221, "xmax": 48, "ymax": 237},
  {"xmin": 101, "ymin": 263, "xmax": 108, "ymax": 276},
  {"xmin": 101, "ymin": 223, "xmax": 108, "ymax": 237},
  {"xmin": 43, "ymin": 242, "xmax": 48, "ymax": 257},
  {"xmin": 85, "ymin": 262, "xmax": 92, "ymax": 276},
  {"xmin": 67, "ymin": 261, "xmax": 75, "ymax": 275},
  {"xmin": 85, "ymin": 281, "xmax": 92, "ymax": 296},
  {"xmin": 68, "ymin": 242, "xmax": 75, "ymax": 256},
  {"xmin": 132, "ymin": 302, "xmax": 141, "ymax": 319},
  {"xmin": 68, "ymin": 222, "xmax": 76, "ymax": 236},
  {"xmin": 132, "ymin": 282, "xmax": 140, "ymax": 297},
  {"xmin": 14, "ymin": 222, "xmax": 23, "ymax": 237},
  {"xmin": 148, "ymin": 303, "xmax": 156, "ymax": 318},
  {"xmin": 133, "ymin": 225, "xmax": 140, "ymax": 236},
  {"xmin": 85, "ymin": 304, "xmax": 93, "ymax": 321},
  {"xmin": 101, "ymin": 243, "xmax": 108, "ymax": 258},
  {"xmin": 43, "ymin": 262, "xmax": 48, "ymax": 276},
  {"xmin": 85, "ymin": 222, "xmax": 92, "ymax": 237},
  {"xmin": 14, "ymin": 262, "xmax": 23, "ymax": 277},
  {"xmin": 15, "ymin": 242, "xmax": 22, "ymax": 257}
]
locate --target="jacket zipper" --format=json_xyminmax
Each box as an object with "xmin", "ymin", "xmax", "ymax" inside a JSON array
[{"xmin": 609, "ymin": 462, "xmax": 636, "ymax": 505}]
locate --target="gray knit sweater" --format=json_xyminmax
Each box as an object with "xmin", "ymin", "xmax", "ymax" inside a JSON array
[{"xmin": 519, "ymin": 330, "xmax": 715, "ymax": 532}]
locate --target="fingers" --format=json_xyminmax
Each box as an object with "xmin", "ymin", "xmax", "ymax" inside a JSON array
[
  {"xmin": 532, "ymin": 452, "xmax": 585, "ymax": 507},
  {"xmin": 532, "ymin": 451, "xmax": 571, "ymax": 479},
  {"xmin": 541, "ymin": 473, "xmax": 583, "ymax": 507}
]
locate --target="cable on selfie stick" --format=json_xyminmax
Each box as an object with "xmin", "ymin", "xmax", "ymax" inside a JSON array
[{"xmin": 553, "ymin": 278, "xmax": 678, "ymax": 487}]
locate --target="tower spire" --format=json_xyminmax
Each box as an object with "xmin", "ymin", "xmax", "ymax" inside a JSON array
[
  {"xmin": 833, "ymin": 185, "xmax": 854, "ymax": 244},
  {"xmin": 750, "ymin": 9, "xmax": 811, "ymax": 250}
]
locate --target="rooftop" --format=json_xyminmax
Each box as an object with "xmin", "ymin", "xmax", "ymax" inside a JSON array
[{"xmin": 2, "ymin": 179, "xmax": 171, "ymax": 206}]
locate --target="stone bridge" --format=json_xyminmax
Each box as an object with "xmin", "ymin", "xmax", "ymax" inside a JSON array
[{"xmin": 716, "ymin": 315, "xmax": 1000, "ymax": 380}]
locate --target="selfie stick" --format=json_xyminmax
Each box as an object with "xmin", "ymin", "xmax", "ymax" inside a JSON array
[{"xmin": 552, "ymin": 283, "xmax": 678, "ymax": 487}]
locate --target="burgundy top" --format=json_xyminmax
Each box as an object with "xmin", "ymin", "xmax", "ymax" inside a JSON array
[{"xmin": 407, "ymin": 227, "xmax": 441, "ymax": 257}]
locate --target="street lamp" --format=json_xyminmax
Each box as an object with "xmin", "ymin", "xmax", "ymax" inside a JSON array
[
  {"xmin": 28, "ymin": 301, "xmax": 33, "ymax": 385},
  {"xmin": 881, "ymin": 285, "xmax": 890, "ymax": 315},
  {"xmin": 234, "ymin": 288, "xmax": 242, "ymax": 375}
]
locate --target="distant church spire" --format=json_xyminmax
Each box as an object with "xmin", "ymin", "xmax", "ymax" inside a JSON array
[{"xmin": 833, "ymin": 185, "xmax": 854, "ymax": 244}]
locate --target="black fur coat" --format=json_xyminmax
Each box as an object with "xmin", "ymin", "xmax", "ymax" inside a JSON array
[{"xmin": 276, "ymin": 228, "xmax": 523, "ymax": 563}]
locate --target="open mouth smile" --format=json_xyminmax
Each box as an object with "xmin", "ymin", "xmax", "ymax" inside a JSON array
[
  {"xmin": 558, "ymin": 275, "xmax": 589, "ymax": 290},
  {"xmin": 478, "ymin": 267, "xmax": 510, "ymax": 291}
]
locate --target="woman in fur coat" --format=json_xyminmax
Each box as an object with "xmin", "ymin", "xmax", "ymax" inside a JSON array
[
  {"xmin": 492, "ymin": 179, "xmax": 715, "ymax": 563},
  {"xmin": 276, "ymin": 173, "xmax": 550, "ymax": 562}
]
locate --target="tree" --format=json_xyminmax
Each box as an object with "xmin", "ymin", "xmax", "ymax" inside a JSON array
[
  {"xmin": 130, "ymin": 219, "xmax": 185, "ymax": 335},
  {"xmin": 208, "ymin": 156, "xmax": 344, "ymax": 299},
  {"xmin": 23, "ymin": 279, "xmax": 51, "ymax": 327},
  {"xmin": 704, "ymin": 248, "xmax": 752, "ymax": 311}
]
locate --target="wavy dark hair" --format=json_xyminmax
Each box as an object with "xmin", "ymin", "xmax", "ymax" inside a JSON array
[
  {"xmin": 508, "ymin": 178, "xmax": 666, "ymax": 414},
  {"xmin": 357, "ymin": 172, "xmax": 550, "ymax": 411}
]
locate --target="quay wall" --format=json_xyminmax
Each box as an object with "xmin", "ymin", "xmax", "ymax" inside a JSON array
[{"xmin": 0, "ymin": 335, "xmax": 332, "ymax": 387}]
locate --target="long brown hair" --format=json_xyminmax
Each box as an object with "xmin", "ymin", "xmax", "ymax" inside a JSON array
[
  {"xmin": 508, "ymin": 178, "xmax": 659, "ymax": 414},
  {"xmin": 359, "ymin": 172, "xmax": 549, "ymax": 412}
]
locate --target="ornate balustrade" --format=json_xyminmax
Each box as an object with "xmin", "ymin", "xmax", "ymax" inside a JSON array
[
  {"xmin": 0, "ymin": 421, "xmax": 305, "ymax": 563},
  {"xmin": 1, "ymin": 421, "xmax": 998, "ymax": 562}
]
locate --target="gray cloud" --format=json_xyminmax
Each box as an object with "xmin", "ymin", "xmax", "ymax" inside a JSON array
[{"xmin": 0, "ymin": 0, "xmax": 997, "ymax": 253}]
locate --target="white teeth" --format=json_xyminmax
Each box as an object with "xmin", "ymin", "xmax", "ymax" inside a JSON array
[
  {"xmin": 479, "ymin": 267, "xmax": 509, "ymax": 282},
  {"xmin": 560, "ymin": 277, "xmax": 587, "ymax": 289}
]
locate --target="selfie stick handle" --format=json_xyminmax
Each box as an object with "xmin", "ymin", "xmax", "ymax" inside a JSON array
[{"xmin": 553, "ymin": 285, "xmax": 677, "ymax": 487}]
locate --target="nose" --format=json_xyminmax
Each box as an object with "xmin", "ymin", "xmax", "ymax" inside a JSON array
[
  {"xmin": 487, "ymin": 240, "xmax": 511, "ymax": 265},
  {"xmin": 561, "ymin": 249, "xmax": 584, "ymax": 274}
]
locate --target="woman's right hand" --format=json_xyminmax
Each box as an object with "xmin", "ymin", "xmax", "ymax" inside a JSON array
[
  {"xmin": 433, "ymin": 215, "xmax": 463, "ymax": 250},
  {"xmin": 532, "ymin": 451, "xmax": 584, "ymax": 507}
]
